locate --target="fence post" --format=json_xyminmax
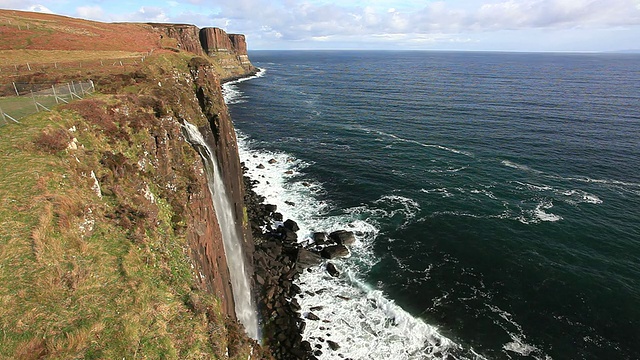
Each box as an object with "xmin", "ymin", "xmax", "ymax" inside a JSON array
[
  {"xmin": 27, "ymin": 63, "xmax": 31, "ymax": 71},
  {"xmin": 31, "ymin": 91, "xmax": 39, "ymax": 112},
  {"xmin": 0, "ymin": 106, "xmax": 20, "ymax": 124},
  {"xmin": 52, "ymin": 85, "xmax": 58, "ymax": 104},
  {"xmin": 0, "ymin": 106, "xmax": 6, "ymax": 125},
  {"xmin": 13, "ymin": 82, "xmax": 19, "ymax": 96}
]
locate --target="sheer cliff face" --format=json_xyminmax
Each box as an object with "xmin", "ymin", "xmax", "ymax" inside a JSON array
[
  {"xmin": 89, "ymin": 49, "xmax": 255, "ymax": 321},
  {"xmin": 188, "ymin": 57, "xmax": 256, "ymax": 278},
  {"xmin": 151, "ymin": 24, "xmax": 255, "ymax": 79},
  {"xmin": 147, "ymin": 110, "xmax": 236, "ymax": 317},
  {"xmin": 144, "ymin": 24, "xmax": 256, "ymax": 320},
  {"xmin": 151, "ymin": 24, "xmax": 204, "ymax": 55},
  {"xmin": 228, "ymin": 34, "xmax": 248, "ymax": 55}
]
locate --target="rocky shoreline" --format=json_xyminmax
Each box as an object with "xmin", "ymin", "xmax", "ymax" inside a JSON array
[{"xmin": 242, "ymin": 163, "xmax": 356, "ymax": 360}]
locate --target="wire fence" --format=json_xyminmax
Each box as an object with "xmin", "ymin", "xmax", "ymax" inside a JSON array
[
  {"xmin": 0, "ymin": 81, "xmax": 95, "ymax": 126},
  {"xmin": 0, "ymin": 55, "xmax": 151, "ymax": 75}
]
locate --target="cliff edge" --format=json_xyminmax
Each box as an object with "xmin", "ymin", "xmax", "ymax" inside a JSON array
[{"xmin": 0, "ymin": 10, "xmax": 266, "ymax": 359}]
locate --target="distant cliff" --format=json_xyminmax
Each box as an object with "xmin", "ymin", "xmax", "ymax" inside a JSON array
[{"xmin": 149, "ymin": 23, "xmax": 256, "ymax": 81}]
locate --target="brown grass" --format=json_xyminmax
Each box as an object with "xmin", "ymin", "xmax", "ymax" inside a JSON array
[
  {"xmin": 30, "ymin": 202, "xmax": 53, "ymax": 262},
  {"xmin": 0, "ymin": 50, "xmax": 147, "ymax": 67},
  {"xmin": 14, "ymin": 337, "xmax": 48, "ymax": 360},
  {"xmin": 0, "ymin": 10, "xmax": 161, "ymax": 53},
  {"xmin": 0, "ymin": 45, "xmax": 262, "ymax": 359},
  {"xmin": 33, "ymin": 127, "xmax": 71, "ymax": 154}
]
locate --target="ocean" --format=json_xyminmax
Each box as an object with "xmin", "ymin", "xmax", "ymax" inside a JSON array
[{"xmin": 223, "ymin": 51, "xmax": 640, "ymax": 359}]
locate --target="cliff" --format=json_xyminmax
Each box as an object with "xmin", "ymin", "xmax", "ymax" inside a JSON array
[
  {"xmin": 150, "ymin": 23, "xmax": 256, "ymax": 81},
  {"xmin": 0, "ymin": 10, "xmax": 267, "ymax": 359}
]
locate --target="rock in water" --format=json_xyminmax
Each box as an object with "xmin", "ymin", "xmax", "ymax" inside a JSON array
[
  {"xmin": 284, "ymin": 219, "xmax": 300, "ymax": 232},
  {"xmin": 313, "ymin": 232, "xmax": 328, "ymax": 245},
  {"xmin": 330, "ymin": 230, "xmax": 356, "ymax": 245},
  {"xmin": 297, "ymin": 249, "xmax": 322, "ymax": 268},
  {"xmin": 321, "ymin": 245, "xmax": 350, "ymax": 259},
  {"xmin": 306, "ymin": 312, "xmax": 320, "ymax": 321},
  {"xmin": 326, "ymin": 262, "xmax": 340, "ymax": 277}
]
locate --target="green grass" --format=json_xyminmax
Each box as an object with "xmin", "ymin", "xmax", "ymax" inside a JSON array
[{"xmin": 0, "ymin": 53, "xmax": 262, "ymax": 358}]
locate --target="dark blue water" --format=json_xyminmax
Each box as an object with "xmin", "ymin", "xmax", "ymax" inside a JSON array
[{"xmin": 226, "ymin": 51, "xmax": 640, "ymax": 359}]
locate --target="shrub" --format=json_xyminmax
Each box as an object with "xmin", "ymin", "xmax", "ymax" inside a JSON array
[
  {"xmin": 63, "ymin": 99, "xmax": 130, "ymax": 142},
  {"xmin": 34, "ymin": 128, "xmax": 72, "ymax": 154}
]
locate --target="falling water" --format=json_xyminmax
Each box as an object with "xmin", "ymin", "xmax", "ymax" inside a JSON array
[{"xmin": 182, "ymin": 121, "xmax": 259, "ymax": 340}]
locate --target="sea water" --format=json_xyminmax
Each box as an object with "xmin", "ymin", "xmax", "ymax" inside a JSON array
[{"xmin": 224, "ymin": 51, "xmax": 640, "ymax": 359}]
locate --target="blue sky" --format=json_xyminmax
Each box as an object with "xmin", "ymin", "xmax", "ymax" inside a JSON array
[{"xmin": 2, "ymin": 0, "xmax": 640, "ymax": 51}]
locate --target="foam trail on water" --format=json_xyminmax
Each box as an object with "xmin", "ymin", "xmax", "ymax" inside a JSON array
[
  {"xmin": 367, "ymin": 128, "xmax": 474, "ymax": 157},
  {"xmin": 182, "ymin": 122, "xmax": 259, "ymax": 340}
]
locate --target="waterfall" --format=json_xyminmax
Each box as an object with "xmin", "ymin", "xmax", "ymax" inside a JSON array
[{"xmin": 182, "ymin": 121, "xmax": 259, "ymax": 340}]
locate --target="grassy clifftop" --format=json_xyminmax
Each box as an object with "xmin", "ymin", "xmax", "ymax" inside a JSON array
[{"xmin": 0, "ymin": 11, "xmax": 266, "ymax": 360}]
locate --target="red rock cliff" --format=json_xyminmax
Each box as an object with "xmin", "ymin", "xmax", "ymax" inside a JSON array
[
  {"xmin": 149, "ymin": 23, "xmax": 204, "ymax": 55},
  {"xmin": 228, "ymin": 34, "xmax": 248, "ymax": 55},
  {"xmin": 200, "ymin": 27, "xmax": 234, "ymax": 54},
  {"xmin": 150, "ymin": 24, "xmax": 256, "ymax": 79}
]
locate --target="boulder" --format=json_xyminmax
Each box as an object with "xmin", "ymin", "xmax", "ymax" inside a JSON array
[
  {"xmin": 301, "ymin": 340, "xmax": 312, "ymax": 351},
  {"xmin": 257, "ymin": 163, "xmax": 265, "ymax": 169},
  {"xmin": 268, "ymin": 158, "xmax": 277, "ymax": 164},
  {"xmin": 306, "ymin": 312, "xmax": 320, "ymax": 321},
  {"xmin": 264, "ymin": 204, "xmax": 277, "ymax": 213},
  {"xmin": 296, "ymin": 249, "xmax": 322, "ymax": 268},
  {"xmin": 273, "ymin": 212, "xmax": 284, "ymax": 221},
  {"xmin": 284, "ymin": 219, "xmax": 300, "ymax": 232},
  {"xmin": 326, "ymin": 262, "xmax": 340, "ymax": 277},
  {"xmin": 330, "ymin": 230, "xmax": 356, "ymax": 245},
  {"xmin": 313, "ymin": 232, "xmax": 329, "ymax": 245},
  {"xmin": 321, "ymin": 245, "xmax": 350, "ymax": 259},
  {"xmin": 327, "ymin": 340, "xmax": 340, "ymax": 351},
  {"xmin": 279, "ymin": 227, "xmax": 298, "ymax": 242}
]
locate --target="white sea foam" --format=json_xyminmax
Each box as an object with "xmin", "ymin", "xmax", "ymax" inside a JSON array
[
  {"xmin": 364, "ymin": 128, "xmax": 473, "ymax": 157},
  {"xmin": 487, "ymin": 305, "xmax": 552, "ymax": 360},
  {"xmin": 561, "ymin": 190, "xmax": 603, "ymax": 205},
  {"xmin": 421, "ymin": 187, "xmax": 454, "ymax": 198},
  {"xmin": 428, "ymin": 166, "xmax": 468, "ymax": 174},
  {"xmin": 513, "ymin": 181, "xmax": 554, "ymax": 192},
  {"xmin": 469, "ymin": 188, "xmax": 498, "ymax": 200},
  {"xmin": 222, "ymin": 68, "xmax": 267, "ymax": 104},
  {"xmin": 501, "ymin": 160, "xmax": 543, "ymax": 174},
  {"xmin": 516, "ymin": 200, "xmax": 562, "ymax": 224}
]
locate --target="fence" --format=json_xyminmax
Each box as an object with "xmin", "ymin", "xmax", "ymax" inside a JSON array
[
  {"xmin": 0, "ymin": 81, "xmax": 95, "ymax": 126},
  {"xmin": 0, "ymin": 55, "xmax": 150, "ymax": 75}
]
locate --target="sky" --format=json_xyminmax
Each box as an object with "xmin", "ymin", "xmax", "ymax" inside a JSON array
[{"xmin": 2, "ymin": 0, "xmax": 640, "ymax": 51}]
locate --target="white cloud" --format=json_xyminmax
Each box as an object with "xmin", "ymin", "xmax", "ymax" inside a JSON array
[
  {"xmin": 76, "ymin": 5, "xmax": 105, "ymax": 20},
  {"xmin": 2, "ymin": 0, "xmax": 639, "ymax": 50},
  {"xmin": 27, "ymin": 4, "xmax": 54, "ymax": 14}
]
